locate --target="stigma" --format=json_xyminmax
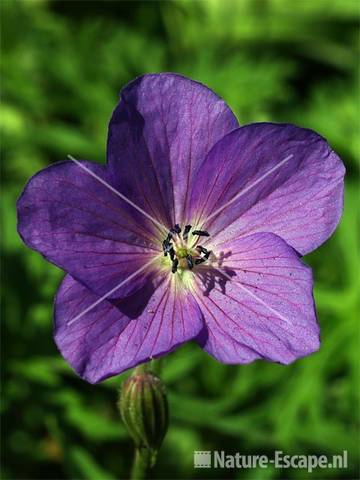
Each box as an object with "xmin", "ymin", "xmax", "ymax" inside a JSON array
[{"xmin": 162, "ymin": 224, "xmax": 212, "ymax": 274}]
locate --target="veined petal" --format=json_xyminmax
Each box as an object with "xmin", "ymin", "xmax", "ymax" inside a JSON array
[
  {"xmin": 17, "ymin": 160, "xmax": 162, "ymax": 298},
  {"xmin": 193, "ymin": 232, "xmax": 320, "ymax": 364},
  {"xmin": 107, "ymin": 73, "xmax": 239, "ymax": 227},
  {"xmin": 54, "ymin": 273, "xmax": 204, "ymax": 383},
  {"xmin": 191, "ymin": 123, "xmax": 345, "ymax": 255}
]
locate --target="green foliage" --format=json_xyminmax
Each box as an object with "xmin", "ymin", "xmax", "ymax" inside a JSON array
[{"xmin": 1, "ymin": 0, "xmax": 358, "ymax": 479}]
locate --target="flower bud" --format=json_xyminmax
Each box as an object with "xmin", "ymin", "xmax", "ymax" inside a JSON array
[{"xmin": 118, "ymin": 368, "xmax": 168, "ymax": 462}]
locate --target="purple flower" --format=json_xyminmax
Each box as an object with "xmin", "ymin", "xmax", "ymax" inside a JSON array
[{"xmin": 17, "ymin": 73, "xmax": 345, "ymax": 383}]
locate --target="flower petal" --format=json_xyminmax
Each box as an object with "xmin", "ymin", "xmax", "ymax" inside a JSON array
[
  {"xmin": 54, "ymin": 272, "xmax": 204, "ymax": 383},
  {"xmin": 107, "ymin": 73, "xmax": 239, "ymax": 227},
  {"xmin": 17, "ymin": 160, "xmax": 162, "ymax": 298},
  {"xmin": 191, "ymin": 123, "xmax": 345, "ymax": 255},
  {"xmin": 193, "ymin": 232, "xmax": 320, "ymax": 364}
]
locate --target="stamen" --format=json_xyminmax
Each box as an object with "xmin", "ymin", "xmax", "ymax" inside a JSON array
[
  {"xmin": 162, "ymin": 239, "xmax": 170, "ymax": 256},
  {"xmin": 192, "ymin": 230, "xmax": 210, "ymax": 237},
  {"xmin": 182, "ymin": 224, "xmax": 192, "ymax": 240},
  {"xmin": 161, "ymin": 224, "xmax": 212, "ymax": 273},
  {"xmin": 186, "ymin": 254, "xmax": 194, "ymax": 269},
  {"xmin": 171, "ymin": 258, "xmax": 179, "ymax": 273},
  {"xmin": 170, "ymin": 224, "xmax": 181, "ymax": 234},
  {"xmin": 195, "ymin": 258, "xmax": 206, "ymax": 265},
  {"xmin": 196, "ymin": 245, "xmax": 209, "ymax": 255},
  {"xmin": 162, "ymin": 237, "xmax": 174, "ymax": 257}
]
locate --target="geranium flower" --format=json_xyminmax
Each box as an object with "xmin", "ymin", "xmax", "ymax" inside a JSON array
[{"xmin": 17, "ymin": 73, "xmax": 345, "ymax": 383}]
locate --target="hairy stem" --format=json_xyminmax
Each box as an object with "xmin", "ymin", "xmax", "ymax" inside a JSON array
[{"xmin": 131, "ymin": 447, "xmax": 152, "ymax": 480}]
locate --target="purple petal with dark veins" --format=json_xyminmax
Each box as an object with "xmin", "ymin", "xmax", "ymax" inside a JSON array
[
  {"xmin": 191, "ymin": 123, "xmax": 345, "ymax": 255},
  {"xmin": 17, "ymin": 160, "xmax": 162, "ymax": 298},
  {"xmin": 193, "ymin": 232, "xmax": 320, "ymax": 364},
  {"xmin": 107, "ymin": 73, "xmax": 239, "ymax": 227},
  {"xmin": 54, "ymin": 272, "xmax": 204, "ymax": 383}
]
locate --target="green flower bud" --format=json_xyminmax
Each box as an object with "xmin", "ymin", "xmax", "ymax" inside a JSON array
[{"xmin": 118, "ymin": 367, "xmax": 168, "ymax": 464}]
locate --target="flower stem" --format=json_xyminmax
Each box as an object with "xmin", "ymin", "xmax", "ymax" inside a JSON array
[{"xmin": 131, "ymin": 446, "xmax": 152, "ymax": 480}]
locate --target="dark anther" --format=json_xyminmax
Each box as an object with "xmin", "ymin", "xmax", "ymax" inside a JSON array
[
  {"xmin": 162, "ymin": 239, "xmax": 169, "ymax": 256},
  {"xmin": 204, "ymin": 250, "xmax": 212, "ymax": 259},
  {"xmin": 196, "ymin": 245, "xmax": 209, "ymax": 255},
  {"xmin": 192, "ymin": 230, "xmax": 210, "ymax": 237},
  {"xmin": 182, "ymin": 224, "xmax": 192, "ymax": 240},
  {"xmin": 166, "ymin": 232, "xmax": 173, "ymax": 242},
  {"xmin": 162, "ymin": 237, "xmax": 174, "ymax": 257},
  {"xmin": 186, "ymin": 254, "xmax": 194, "ymax": 269},
  {"xmin": 169, "ymin": 247, "xmax": 175, "ymax": 261},
  {"xmin": 195, "ymin": 258, "xmax": 206, "ymax": 265},
  {"xmin": 171, "ymin": 258, "xmax": 179, "ymax": 273},
  {"xmin": 171, "ymin": 224, "xmax": 181, "ymax": 234}
]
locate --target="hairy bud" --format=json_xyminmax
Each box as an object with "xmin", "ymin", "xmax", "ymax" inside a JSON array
[{"xmin": 118, "ymin": 368, "xmax": 168, "ymax": 464}]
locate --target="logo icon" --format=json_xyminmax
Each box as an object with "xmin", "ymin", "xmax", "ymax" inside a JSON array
[{"xmin": 194, "ymin": 451, "xmax": 212, "ymax": 468}]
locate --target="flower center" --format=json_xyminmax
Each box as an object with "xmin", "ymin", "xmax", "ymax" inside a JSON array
[{"xmin": 162, "ymin": 224, "xmax": 212, "ymax": 273}]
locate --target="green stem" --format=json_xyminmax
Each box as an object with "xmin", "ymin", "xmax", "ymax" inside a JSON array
[{"xmin": 130, "ymin": 447, "xmax": 152, "ymax": 480}]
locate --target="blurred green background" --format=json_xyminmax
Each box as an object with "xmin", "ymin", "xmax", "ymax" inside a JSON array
[{"xmin": 1, "ymin": 0, "xmax": 359, "ymax": 479}]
